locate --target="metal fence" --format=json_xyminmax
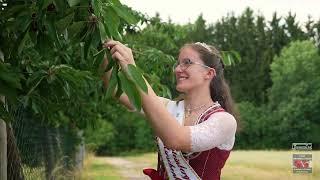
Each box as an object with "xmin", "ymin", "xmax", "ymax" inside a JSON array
[{"xmin": 1, "ymin": 105, "xmax": 85, "ymax": 180}]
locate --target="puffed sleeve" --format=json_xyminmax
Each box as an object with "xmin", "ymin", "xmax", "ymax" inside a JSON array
[{"xmin": 188, "ymin": 112, "xmax": 237, "ymax": 152}]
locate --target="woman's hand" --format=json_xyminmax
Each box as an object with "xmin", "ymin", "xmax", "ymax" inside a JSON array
[{"xmin": 103, "ymin": 39, "xmax": 136, "ymax": 70}]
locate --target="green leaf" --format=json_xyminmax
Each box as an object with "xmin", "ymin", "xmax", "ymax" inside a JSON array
[
  {"xmin": 46, "ymin": 20, "xmax": 61, "ymax": 47},
  {"xmin": 105, "ymin": 68, "xmax": 118, "ymax": 98},
  {"xmin": 37, "ymin": 34, "xmax": 52, "ymax": 55},
  {"xmin": 63, "ymin": 81, "xmax": 71, "ymax": 98},
  {"xmin": 105, "ymin": 50, "xmax": 115, "ymax": 72},
  {"xmin": 0, "ymin": 81, "xmax": 18, "ymax": 101},
  {"xmin": 102, "ymin": 6, "xmax": 122, "ymax": 40},
  {"xmin": 165, "ymin": 86, "xmax": 172, "ymax": 99},
  {"xmin": 53, "ymin": 0, "xmax": 67, "ymax": 13},
  {"xmin": 92, "ymin": 27, "xmax": 102, "ymax": 48},
  {"xmin": 55, "ymin": 13, "xmax": 74, "ymax": 32},
  {"xmin": 94, "ymin": 49, "xmax": 106, "ymax": 73},
  {"xmin": 127, "ymin": 64, "xmax": 148, "ymax": 93},
  {"xmin": 227, "ymin": 54, "xmax": 232, "ymax": 65},
  {"xmin": 26, "ymin": 70, "xmax": 46, "ymax": 87},
  {"xmin": 68, "ymin": 21, "xmax": 86, "ymax": 39},
  {"xmin": 67, "ymin": 0, "xmax": 81, "ymax": 7},
  {"xmin": 92, "ymin": 0, "xmax": 102, "ymax": 16},
  {"xmin": 115, "ymin": 73, "xmax": 123, "ymax": 98},
  {"xmin": 230, "ymin": 50, "xmax": 242, "ymax": 63},
  {"xmin": 15, "ymin": 13, "xmax": 32, "ymax": 32},
  {"xmin": 32, "ymin": 100, "xmax": 40, "ymax": 114},
  {"xmin": 221, "ymin": 51, "xmax": 241, "ymax": 66},
  {"xmin": 18, "ymin": 31, "xmax": 30, "ymax": 55},
  {"xmin": 111, "ymin": 1, "xmax": 139, "ymax": 24},
  {"xmin": 0, "ymin": 63, "xmax": 22, "ymax": 89},
  {"xmin": 93, "ymin": 48, "xmax": 105, "ymax": 57},
  {"xmin": 3, "ymin": 4, "xmax": 26, "ymax": 19},
  {"xmin": 98, "ymin": 21, "xmax": 107, "ymax": 42},
  {"xmin": 80, "ymin": 42, "xmax": 85, "ymax": 63},
  {"xmin": 118, "ymin": 71, "xmax": 141, "ymax": 111},
  {"xmin": 26, "ymin": 76, "xmax": 45, "ymax": 96},
  {"xmin": 42, "ymin": 0, "xmax": 54, "ymax": 9},
  {"xmin": 221, "ymin": 52, "xmax": 231, "ymax": 66},
  {"xmin": 84, "ymin": 35, "xmax": 92, "ymax": 60}
]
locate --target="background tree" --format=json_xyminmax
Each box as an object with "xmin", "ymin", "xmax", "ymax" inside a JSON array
[{"xmin": 268, "ymin": 40, "xmax": 320, "ymax": 148}]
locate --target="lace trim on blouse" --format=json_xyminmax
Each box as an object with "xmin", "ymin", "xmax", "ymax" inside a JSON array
[{"xmin": 189, "ymin": 111, "xmax": 237, "ymax": 152}]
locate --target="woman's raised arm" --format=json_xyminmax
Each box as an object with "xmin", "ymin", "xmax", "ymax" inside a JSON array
[{"xmin": 103, "ymin": 40, "xmax": 192, "ymax": 151}]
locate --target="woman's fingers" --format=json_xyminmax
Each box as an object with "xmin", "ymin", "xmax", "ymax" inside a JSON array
[
  {"xmin": 105, "ymin": 41, "xmax": 126, "ymax": 57},
  {"xmin": 102, "ymin": 39, "xmax": 135, "ymax": 66},
  {"xmin": 111, "ymin": 51, "xmax": 125, "ymax": 62},
  {"xmin": 111, "ymin": 44, "xmax": 131, "ymax": 59},
  {"xmin": 104, "ymin": 40, "xmax": 120, "ymax": 48},
  {"xmin": 110, "ymin": 44, "xmax": 123, "ymax": 55},
  {"xmin": 104, "ymin": 40, "xmax": 129, "ymax": 50}
]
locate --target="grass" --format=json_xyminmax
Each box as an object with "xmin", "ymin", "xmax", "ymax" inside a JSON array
[
  {"xmin": 23, "ymin": 165, "xmax": 45, "ymax": 180},
  {"xmin": 23, "ymin": 159, "xmax": 79, "ymax": 180},
  {"xmin": 81, "ymin": 150, "xmax": 319, "ymax": 180},
  {"xmin": 80, "ymin": 153, "xmax": 123, "ymax": 180},
  {"xmin": 221, "ymin": 150, "xmax": 319, "ymax": 180}
]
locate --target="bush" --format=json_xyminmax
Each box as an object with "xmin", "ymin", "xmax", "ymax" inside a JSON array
[{"xmin": 268, "ymin": 40, "xmax": 320, "ymax": 149}]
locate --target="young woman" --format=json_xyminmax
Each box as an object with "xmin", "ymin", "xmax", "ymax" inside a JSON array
[{"xmin": 102, "ymin": 40, "xmax": 239, "ymax": 180}]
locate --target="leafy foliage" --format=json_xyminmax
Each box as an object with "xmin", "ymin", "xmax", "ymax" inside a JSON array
[
  {"xmin": 0, "ymin": 0, "xmax": 148, "ymax": 126},
  {"xmin": 236, "ymin": 41, "xmax": 320, "ymax": 150},
  {"xmin": 268, "ymin": 40, "xmax": 320, "ymax": 147}
]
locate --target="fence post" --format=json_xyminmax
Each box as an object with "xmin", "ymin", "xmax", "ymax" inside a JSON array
[
  {"xmin": 44, "ymin": 128, "xmax": 55, "ymax": 180},
  {"xmin": 0, "ymin": 96, "xmax": 7, "ymax": 180},
  {"xmin": 75, "ymin": 130, "xmax": 85, "ymax": 170}
]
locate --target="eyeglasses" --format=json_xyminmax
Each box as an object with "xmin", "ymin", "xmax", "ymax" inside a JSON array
[{"xmin": 174, "ymin": 58, "xmax": 214, "ymax": 70}]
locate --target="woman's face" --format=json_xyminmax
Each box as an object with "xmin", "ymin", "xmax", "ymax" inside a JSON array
[{"xmin": 175, "ymin": 47, "xmax": 213, "ymax": 93}]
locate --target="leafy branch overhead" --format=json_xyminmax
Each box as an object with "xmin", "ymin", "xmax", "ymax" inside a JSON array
[{"xmin": 0, "ymin": 0, "xmax": 147, "ymax": 124}]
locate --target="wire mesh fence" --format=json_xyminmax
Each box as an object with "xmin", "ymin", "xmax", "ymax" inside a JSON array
[{"xmin": 4, "ymin": 105, "xmax": 85, "ymax": 180}]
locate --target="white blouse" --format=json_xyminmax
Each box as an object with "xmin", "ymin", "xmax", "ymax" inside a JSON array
[
  {"xmin": 164, "ymin": 98, "xmax": 237, "ymax": 152},
  {"xmin": 138, "ymin": 97, "xmax": 237, "ymax": 152},
  {"xmin": 189, "ymin": 111, "xmax": 237, "ymax": 152}
]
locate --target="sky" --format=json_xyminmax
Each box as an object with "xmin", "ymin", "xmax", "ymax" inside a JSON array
[{"xmin": 121, "ymin": 0, "xmax": 320, "ymax": 25}]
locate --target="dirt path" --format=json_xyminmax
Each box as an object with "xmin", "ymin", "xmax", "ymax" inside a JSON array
[{"xmin": 100, "ymin": 157, "xmax": 152, "ymax": 180}]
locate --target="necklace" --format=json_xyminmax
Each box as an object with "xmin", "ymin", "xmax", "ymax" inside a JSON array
[{"xmin": 184, "ymin": 101, "xmax": 213, "ymax": 119}]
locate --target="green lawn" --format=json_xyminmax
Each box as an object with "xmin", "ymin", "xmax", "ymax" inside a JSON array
[{"xmin": 81, "ymin": 150, "xmax": 319, "ymax": 180}]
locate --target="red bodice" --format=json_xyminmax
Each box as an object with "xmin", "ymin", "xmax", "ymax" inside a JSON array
[{"xmin": 144, "ymin": 106, "xmax": 232, "ymax": 180}]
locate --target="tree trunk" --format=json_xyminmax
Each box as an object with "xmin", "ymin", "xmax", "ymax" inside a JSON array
[{"xmin": 0, "ymin": 96, "xmax": 7, "ymax": 180}]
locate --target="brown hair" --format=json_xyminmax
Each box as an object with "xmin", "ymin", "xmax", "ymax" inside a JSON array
[{"xmin": 182, "ymin": 43, "xmax": 240, "ymax": 131}]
